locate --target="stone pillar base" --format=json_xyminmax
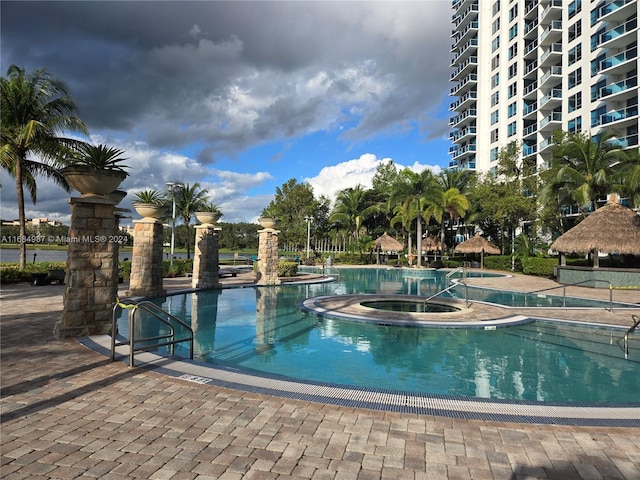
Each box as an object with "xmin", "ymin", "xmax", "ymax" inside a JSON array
[
  {"xmin": 192, "ymin": 225, "xmax": 220, "ymax": 289},
  {"xmin": 128, "ymin": 219, "xmax": 166, "ymax": 298},
  {"xmin": 256, "ymin": 228, "xmax": 281, "ymax": 285}
]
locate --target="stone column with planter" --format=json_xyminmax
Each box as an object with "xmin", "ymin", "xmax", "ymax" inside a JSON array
[
  {"xmin": 256, "ymin": 218, "xmax": 280, "ymax": 285},
  {"xmin": 128, "ymin": 218, "xmax": 166, "ymax": 298},
  {"xmin": 192, "ymin": 225, "xmax": 220, "ymax": 289},
  {"xmin": 55, "ymin": 197, "xmax": 119, "ymax": 338}
]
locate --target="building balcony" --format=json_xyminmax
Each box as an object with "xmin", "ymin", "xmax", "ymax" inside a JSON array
[
  {"xmin": 452, "ymin": 0, "xmax": 475, "ymax": 16},
  {"xmin": 522, "ymin": 122, "xmax": 538, "ymax": 138},
  {"xmin": 449, "ymin": 125, "xmax": 477, "ymax": 142},
  {"xmin": 591, "ymin": 0, "xmax": 635, "ymax": 26},
  {"xmin": 523, "ymin": 81, "xmax": 538, "ymax": 99},
  {"xmin": 540, "ymin": 0, "xmax": 562, "ymax": 22},
  {"xmin": 539, "ymin": 20, "xmax": 562, "ymax": 46},
  {"xmin": 539, "ymin": 136, "xmax": 555, "ymax": 152},
  {"xmin": 592, "ymin": 17, "xmax": 638, "ymax": 50},
  {"xmin": 524, "ymin": 39, "xmax": 538, "ymax": 59},
  {"xmin": 539, "ymin": 111, "xmax": 562, "ymax": 130},
  {"xmin": 450, "ymin": 73, "xmax": 477, "ymax": 96},
  {"xmin": 609, "ymin": 133, "xmax": 639, "ymax": 149},
  {"xmin": 523, "ymin": 60, "xmax": 539, "ymax": 80},
  {"xmin": 523, "ymin": 102, "xmax": 538, "ymax": 118},
  {"xmin": 449, "ymin": 108, "xmax": 477, "ymax": 128},
  {"xmin": 522, "ymin": 143, "xmax": 538, "ymax": 157},
  {"xmin": 524, "ymin": 18, "xmax": 539, "ymax": 39},
  {"xmin": 600, "ymin": 75, "xmax": 638, "ymax": 102},
  {"xmin": 450, "ymin": 56, "xmax": 478, "ymax": 81},
  {"xmin": 595, "ymin": 45, "xmax": 637, "ymax": 75},
  {"xmin": 539, "ymin": 88, "xmax": 563, "ymax": 108},
  {"xmin": 450, "ymin": 143, "xmax": 477, "ymax": 161},
  {"xmin": 524, "ymin": 0, "xmax": 539, "ymax": 20},
  {"xmin": 453, "ymin": 2, "xmax": 479, "ymax": 31},
  {"xmin": 540, "ymin": 66, "xmax": 562, "ymax": 87},
  {"xmin": 540, "ymin": 42, "xmax": 563, "ymax": 67},
  {"xmin": 449, "ymin": 90, "xmax": 477, "ymax": 111},
  {"xmin": 600, "ymin": 105, "xmax": 639, "ymax": 126},
  {"xmin": 450, "ymin": 38, "xmax": 478, "ymax": 65},
  {"xmin": 451, "ymin": 20, "xmax": 478, "ymax": 48}
]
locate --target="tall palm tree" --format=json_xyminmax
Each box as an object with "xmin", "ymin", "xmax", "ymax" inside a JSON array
[
  {"xmin": 388, "ymin": 169, "xmax": 435, "ymax": 267},
  {"xmin": 174, "ymin": 182, "xmax": 209, "ymax": 259},
  {"xmin": 390, "ymin": 198, "xmax": 416, "ymax": 263},
  {"xmin": 1, "ymin": 65, "xmax": 88, "ymax": 269},
  {"xmin": 329, "ymin": 185, "xmax": 372, "ymax": 240},
  {"xmin": 424, "ymin": 186, "xmax": 470, "ymax": 258},
  {"xmin": 548, "ymin": 130, "xmax": 628, "ymax": 213}
]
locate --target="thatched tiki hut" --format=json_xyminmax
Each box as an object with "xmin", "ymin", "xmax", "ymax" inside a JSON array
[
  {"xmin": 454, "ymin": 233, "xmax": 500, "ymax": 269},
  {"xmin": 373, "ymin": 232, "xmax": 404, "ymax": 265},
  {"xmin": 550, "ymin": 201, "xmax": 640, "ymax": 288}
]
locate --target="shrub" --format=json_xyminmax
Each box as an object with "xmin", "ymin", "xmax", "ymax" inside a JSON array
[
  {"xmin": 521, "ymin": 257, "xmax": 557, "ymax": 276},
  {"xmin": 278, "ymin": 261, "xmax": 298, "ymax": 277},
  {"xmin": 483, "ymin": 255, "xmax": 522, "ymax": 272}
]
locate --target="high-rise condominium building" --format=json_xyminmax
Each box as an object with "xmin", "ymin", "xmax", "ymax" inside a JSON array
[{"xmin": 449, "ymin": 0, "xmax": 638, "ymax": 174}]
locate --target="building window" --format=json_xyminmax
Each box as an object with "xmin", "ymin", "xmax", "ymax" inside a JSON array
[
  {"xmin": 591, "ymin": 106, "xmax": 606, "ymax": 127},
  {"xmin": 508, "ymin": 43, "xmax": 518, "ymax": 60},
  {"xmin": 568, "ymin": 0, "xmax": 581, "ymax": 19},
  {"xmin": 492, "ymin": 18, "xmax": 501, "ymax": 34},
  {"xmin": 490, "ymin": 147, "xmax": 499, "ymax": 162},
  {"xmin": 492, "ymin": 73, "xmax": 500, "ymax": 88},
  {"xmin": 508, "ymin": 102, "xmax": 517, "ymax": 117},
  {"xmin": 492, "ymin": 36, "xmax": 501, "ymax": 52},
  {"xmin": 507, "ymin": 122, "xmax": 517, "ymax": 137},
  {"xmin": 509, "ymin": 4, "xmax": 518, "ymax": 21},
  {"xmin": 491, "ymin": 110, "xmax": 499, "ymax": 125},
  {"xmin": 491, "ymin": 91, "xmax": 500, "ymax": 107},
  {"xmin": 568, "ymin": 92, "xmax": 582, "ymax": 112},
  {"xmin": 568, "ymin": 67, "xmax": 582, "ymax": 89},
  {"xmin": 492, "ymin": 55, "xmax": 500, "ymax": 70},
  {"xmin": 568, "ymin": 117, "xmax": 582, "ymax": 133},
  {"xmin": 508, "ymin": 62, "xmax": 517, "ymax": 79},
  {"xmin": 568, "ymin": 44, "xmax": 582, "ymax": 66},
  {"xmin": 509, "ymin": 24, "xmax": 518, "ymax": 40},
  {"xmin": 507, "ymin": 82, "xmax": 517, "ymax": 98},
  {"xmin": 491, "ymin": 129, "xmax": 499, "ymax": 142},
  {"xmin": 591, "ymin": 79, "xmax": 607, "ymax": 101},
  {"xmin": 492, "ymin": 0, "xmax": 500, "ymax": 16},
  {"xmin": 568, "ymin": 20, "xmax": 581, "ymax": 43}
]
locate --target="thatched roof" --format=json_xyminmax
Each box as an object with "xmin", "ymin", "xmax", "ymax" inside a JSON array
[
  {"xmin": 374, "ymin": 232, "xmax": 404, "ymax": 252},
  {"xmin": 454, "ymin": 234, "xmax": 500, "ymax": 254},
  {"xmin": 550, "ymin": 202, "xmax": 640, "ymax": 255},
  {"xmin": 423, "ymin": 236, "xmax": 442, "ymax": 252}
]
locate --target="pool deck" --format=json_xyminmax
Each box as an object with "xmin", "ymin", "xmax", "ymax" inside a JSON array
[{"xmin": 2, "ymin": 268, "xmax": 640, "ymax": 479}]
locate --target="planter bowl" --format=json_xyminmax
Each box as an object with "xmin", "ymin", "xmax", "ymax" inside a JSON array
[
  {"xmin": 61, "ymin": 167, "xmax": 127, "ymax": 197},
  {"xmin": 133, "ymin": 203, "xmax": 166, "ymax": 220},
  {"xmin": 195, "ymin": 212, "xmax": 222, "ymax": 225},
  {"xmin": 258, "ymin": 217, "xmax": 277, "ymax": 229}
]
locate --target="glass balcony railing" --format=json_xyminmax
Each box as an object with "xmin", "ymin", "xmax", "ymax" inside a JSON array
[
  {"xmin": 592, "ymin": 17, "xmax": 637, "ymax": 49},
  {"xmin": 597, "ymin": 46, "xmax": 637, "ymax": 73},
  {"xmin": 601, "ymin": 75, "xmax": 638, "ymax": 97},
  {"xmin": 601, "ymin": 105, "xmax": 639, "ymax": 125}
]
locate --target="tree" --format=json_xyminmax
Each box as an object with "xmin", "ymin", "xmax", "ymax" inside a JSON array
[
  {"xmin": 545, "ymin": 130, "xmax": 628, "ymax": 213},
  {"xmin": 424, "ymin": 184, "xmax": 470, "ymax": 258},
  {"xmin": 262, "ymin": 178, "xmax": 328, "ymax": 251},
  {"xmin": 390, "ymin": 197, "xmax": 416, "ymax": 262},
  {"xmin": 330, "ymin": 185, "xmax": 372, "ymax": 241},
  {"xmin": 388, "ymin": 168, "xmax": 435, "ymax": 267},
  {"xmin": 174, "ymin": 182, "xmax": 209, "ymax": 259},
  {"xmin": 1, "ymin": 65, "xmax": 88, "ymax": 270}
]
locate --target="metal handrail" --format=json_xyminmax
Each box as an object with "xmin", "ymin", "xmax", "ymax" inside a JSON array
[
  {"xmin": 111, "ymin": 298, "xmax": 194, "ymax": 367},
  {"xmin": 526, "ymin": 279, "xmax": 614, "ymax": 311},
  {"xmin": 624, "ymin": 315, "xmax": 640, "ymax": 359},
  {"xmin": 424, "ymin": 280, "xmax": 470, "ymax": 308}
]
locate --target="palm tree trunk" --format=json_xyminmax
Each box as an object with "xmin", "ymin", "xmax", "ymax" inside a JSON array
[
  {"xmin": 440, "ymin": 218, "xmax": 446, "ymax": 261},
  {"xmin": 15, "ymin": 158, "xmax": 27, "ymax": 271},
  {"xmin": 416, "ymin": 196, "xmax": 422, "ymax": 267}
]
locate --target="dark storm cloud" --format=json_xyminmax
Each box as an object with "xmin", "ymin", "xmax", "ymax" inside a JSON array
[{"xmin": 1, "ymin": 1, "xmax": 453, "ymax": 160}]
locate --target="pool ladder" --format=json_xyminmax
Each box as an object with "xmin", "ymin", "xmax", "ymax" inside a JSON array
[
  {"xmin": 111, "ymin": 298, "xmax": 194, "ymax": 367},
  {"xmin": 624, "ymin": 315, "xmax": 640, "ymax": 360},
  {"xmin": 424, "ymin": 265, "xmax": 470, "ymax": 308}
]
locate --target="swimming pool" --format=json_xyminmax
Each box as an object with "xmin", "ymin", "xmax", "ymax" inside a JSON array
[{"xmin": 116, "ymin": 268, "xmax": 640, "ymax": 405}]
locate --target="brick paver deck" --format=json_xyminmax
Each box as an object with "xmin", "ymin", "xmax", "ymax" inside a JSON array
[{"xmin": 2, "ymin": 270, "xmax": 639, "ymax": 479}]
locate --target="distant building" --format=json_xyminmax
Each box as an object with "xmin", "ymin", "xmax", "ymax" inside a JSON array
[
  {"xmin": 449, "ymin": 0, "xmax": 639, "ymax": 173},
  {"xmin": 1, "ymin": 218, "xmax": 64, "ymax": 227}
]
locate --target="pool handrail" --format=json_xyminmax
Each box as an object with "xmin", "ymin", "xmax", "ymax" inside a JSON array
[
  {"xmin": 525, "ymin": 279, "xmax": 614, "ymax": 311},
  {"xmin": 111, "ymin": 298, "xmax": 194, "ymax": 367},
  {"xmin": 624, "ymin": 314, "xmax": 640, "ymax": 359}
]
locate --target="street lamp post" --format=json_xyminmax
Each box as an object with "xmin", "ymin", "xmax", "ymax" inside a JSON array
[
  {"xmin": 166, "ymin": 182, "xmax": 178, "ymax": 269},
  {"xmin": 304, "ymin": 215, "xmax": 312, "ymax": 259}
]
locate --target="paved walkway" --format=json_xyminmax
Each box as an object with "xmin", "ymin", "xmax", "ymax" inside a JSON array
[{"xmin": 2, "ymin": 270, "xmax": 640, "ymax": 479}]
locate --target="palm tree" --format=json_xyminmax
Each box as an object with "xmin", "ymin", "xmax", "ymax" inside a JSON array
[
  {"xmin": 548, "ymin": 130, "xmax": 628, "ymax": 213},
  {"xmin": 329, "ymin": 185, "xmax": 372, "ymax": 241},
  {"xmin": 174, "ymin": 182, "xmax": 209, "ymax": 259},
  {"xmin": 390, "ymin": 198, "xmax": 416, "ymax": 264},
  {"xmin": 1, "ymin": 65, "xmax": 88, "ymax": 269},
  {"xmin": 388, "ymin": 168, "xmax": 435, "ymax": 267},
  {"xmin": 424, "ymin": 186, "xmax": 470, "ymax": 259}
]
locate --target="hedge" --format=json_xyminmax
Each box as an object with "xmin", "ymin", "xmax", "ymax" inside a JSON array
[
  {"xmin": 521, "ymin": 257, "xmax": 557, "ymax": 276},
  {"xmin": 278, "ymin": 261, "xmax": 299, "ymax": 277}
]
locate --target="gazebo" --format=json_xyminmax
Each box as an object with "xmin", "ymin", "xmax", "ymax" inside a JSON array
[
  {"xmin": 373, "ymin": 232, "xmax": 404, "ymax": 265},
  {"xmin": 454, "ymin": 233, "xmax": 500, "ymax": 269},
  {"xmin": 550, "ymin": 201, "xmax": 640, "ymax": 287}
]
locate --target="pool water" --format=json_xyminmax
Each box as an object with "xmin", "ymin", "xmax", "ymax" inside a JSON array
[{"xmin": 121, "ymin": 268, "xmax": 640, "ymax": 404}]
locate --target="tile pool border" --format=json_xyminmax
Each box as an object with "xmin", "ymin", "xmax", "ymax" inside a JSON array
[{"xmin": 82, "ymin": 332, "xmax": 640, "ymax": 428}]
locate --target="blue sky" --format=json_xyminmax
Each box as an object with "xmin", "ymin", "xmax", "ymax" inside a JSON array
[{"xmin": 1, "ymin": 1, "xmax": 454, "ymax": 225}]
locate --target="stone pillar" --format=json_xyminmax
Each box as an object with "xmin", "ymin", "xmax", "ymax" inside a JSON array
[
  {"xmin": 55, "ymin": 197, "xmax": 118, "ymax": 338},
  {"xmin": 256, "ymin": 228, "xmax": 280, "ymax": 285},
  {"xmin": 255, "ymin": 288, "xmax": 277, "ymax": 353},
  {"xmin": 128, "ymin": 219, "xmax": 166, "ymax": 297},
  {"xmin": 192, "ymin": 225, "xmax": 220, "ymax": 289}
]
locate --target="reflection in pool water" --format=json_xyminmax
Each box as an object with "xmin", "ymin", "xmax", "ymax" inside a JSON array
[{"xmin": 121, "ymin": 267, "xmax": 640, "ymax": 404}]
